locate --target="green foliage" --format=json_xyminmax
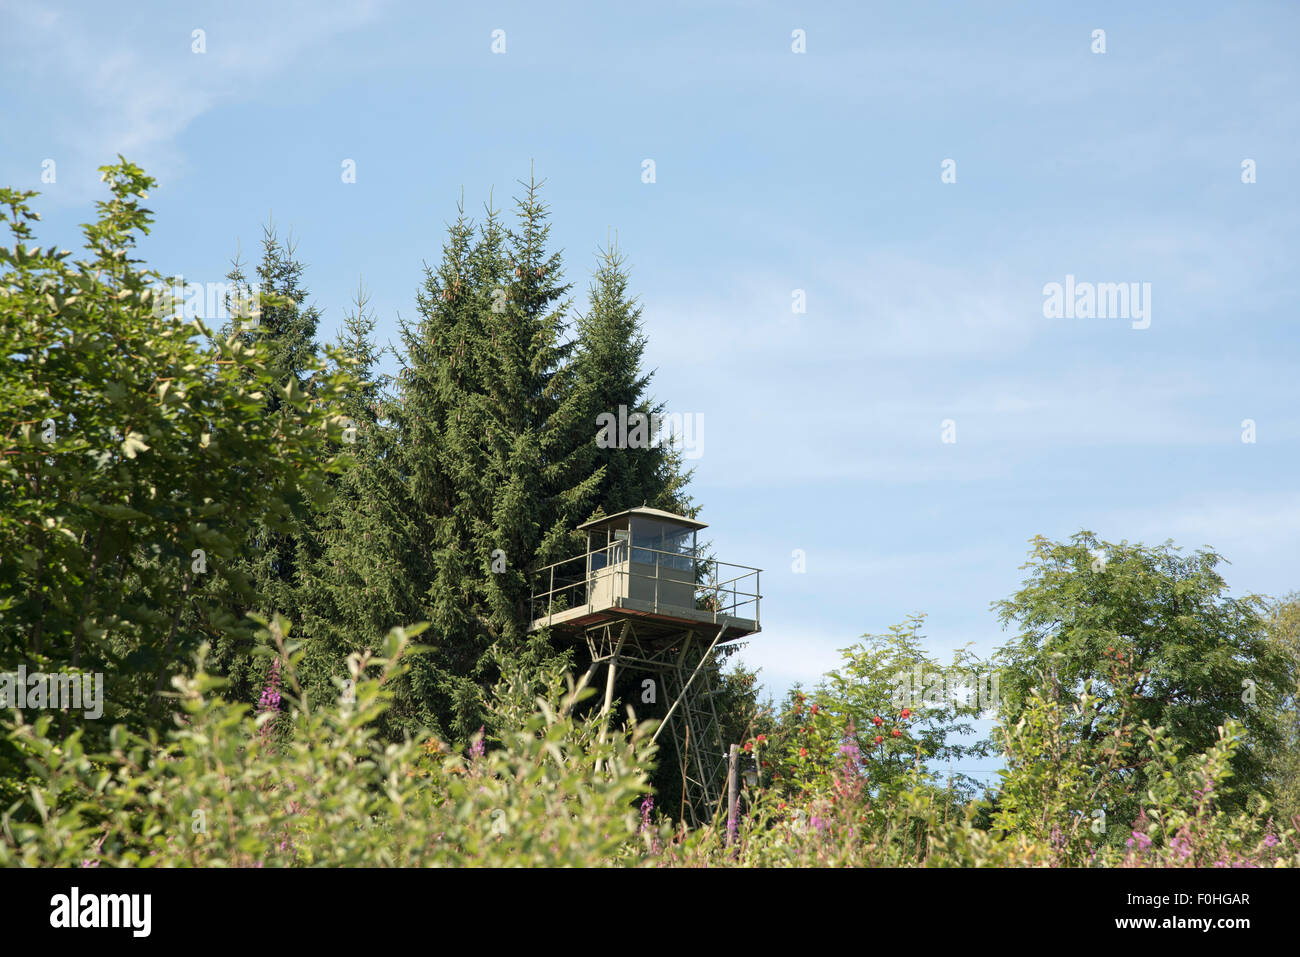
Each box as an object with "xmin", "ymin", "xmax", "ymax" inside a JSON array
[
  {"xmin": 705, "ymin": 692, "xmax": 1298, "ymax": 868},
  {"xmin": 0, "ymin": 162, "xmax": 357, "ymax": 738},
  {"xmin": 303, "ymin": 177, "xmax": 701, "ymax": 752},
  {"xmin": 757, "ymin": 616, "xmax": 991, "ymax": 806},
  {"xmin": 1, "ymin": 617, "xmax": 658, "ymax": 867},
  {"xmin": 207, "ymin": 224, "xmax": 328, "ymax": 703},
  {"xmin": 992, "ymin": 658, "xmax": 1143, "ymax": 863},
  {"xmin": 293, "ymin": 279, "xmax": 395, "ymax": 716},
  {"xmin": 4, "ymin": 610, "xmax": 1295, "ymax": 868},
  {"xmin": 1263, "ymin": 592, "xmax": 1300, "ymax": 824},
  {"xmin": 308, "ymin": 181, "xmax": 598, "ymax": 743},
  {"xmin": 993, "ymin": 532, "xmax": 1289, "ymax": 820},
  {"xmin": 573, "ymin": 239, "xmax": 692, "ymax": 516},
  {"xmin": 6, "ymin": 160, "xmax": 1293, "ymax": 868}
]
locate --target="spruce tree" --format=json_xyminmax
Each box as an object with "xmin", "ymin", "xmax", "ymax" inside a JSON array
[
  {"xmin": 310, "ymin": 179, "xmax": 606, "ymax": 743},
  {"xmin": 295, "ymin": 279, "xmax": 400, "ymax": 711},
  {"xmin": 208, "ymin": 224, "xmax": 324, "ymax": 701},
  {"xmin": 294, "ymin": 175, "xmax": 758, "ymax": 772},
  {"xmin": 305, "ymin": 202, "xmax": 484, "ymax": 740},
  {"xmin": 396, "ymin": 200, "xmax": 492, "ymax": 739},
  {"xmin": 476, "ymin": 176, "xmax": 604, "ymax": 672},
  {"xmin": 573, "ymin": 239, "xmax": 693, "ymax": 516},
  {"xmin": 226, "ymin": 224, "xmax": 323, "ymax": 412}
]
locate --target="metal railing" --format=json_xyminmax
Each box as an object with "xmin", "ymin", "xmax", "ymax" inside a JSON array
[{"xmin": 529, "ymin": 541, "xmax": 761, "ymax": 629}]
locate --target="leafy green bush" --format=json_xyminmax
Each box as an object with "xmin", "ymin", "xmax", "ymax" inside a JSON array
[
  {"xmin": 7, "ymin": 603, "xmax": 1293, "ymax": 868},
  {"xmin": 1, "ymin": 617, "xmax": 660, "ymax": 867},
  {"xmin": 1, "ymin": 162, "xmax": 360, "ymax": 735}
]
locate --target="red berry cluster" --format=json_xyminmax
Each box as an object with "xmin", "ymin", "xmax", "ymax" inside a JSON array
[{"xmin": 870, "ymin": 708, "xmax": 911, "ymax": 744}]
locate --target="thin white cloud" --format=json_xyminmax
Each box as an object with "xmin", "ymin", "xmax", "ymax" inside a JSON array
[
  {"xmin": 1092, "ymin": 493, "xmax": 1300, "ymax": 585},
  {"xmin": 645, "ymin": 252, "xmax": 1037, "ymax": 366},
  {"xmin": 728, "ymin": 627, "xmax": 847, "ymax": 696},
  {"xmin": 655, "ymin": 351, "xmax": 1296, "ymax": 491},
  {"xmin": 0, "ymin": 0, "xmax": 386, "ymax": 199}
]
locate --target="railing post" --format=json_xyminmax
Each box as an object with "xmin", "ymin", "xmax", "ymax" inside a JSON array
[
  {"xmin": 714, "ymin": 558, "xmax": 721, "ymax": 620},
  {"xmin": 654, "ymin": 550, "xmax": 660, "ymax": 612}
]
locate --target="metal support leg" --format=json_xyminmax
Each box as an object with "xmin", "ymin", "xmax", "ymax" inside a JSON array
[{"xmin": 596, "ymin": 621, "xmax": 629, "ymax": 772}]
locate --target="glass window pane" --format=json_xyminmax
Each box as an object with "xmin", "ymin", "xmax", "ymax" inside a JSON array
[
  {"xmin": 630, "ymin": 518, "xmax": 657, "ymax": 564},
  {"xmin": 628, "ymin": 518, "xmax": 695, "ymax": 570}
]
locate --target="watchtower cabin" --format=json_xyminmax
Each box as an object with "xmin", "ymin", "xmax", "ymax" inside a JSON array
[{"xmin": 528, "ymin": 507, "xmax": 761, "ymax": 826}]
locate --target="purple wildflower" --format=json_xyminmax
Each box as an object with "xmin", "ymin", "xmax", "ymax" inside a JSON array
[
  {"xmin": 1169, "ymin": 833, "xmax": 1193, "ymax": 861},
  {"xmin": 638, "ymin": 796, "xmax": 661, "ymax": 853},
  {"xmin": 639, "ymin": 796, "xmax": 654, "ymax": 833},
  {"xmin": 1126, "ymin": 830, "xmax": 1152, "ymax": 851},
  {"xmin": 470, "ymin": 726, "xmax": 486, "ymax": 760},
  {"xmin": 839, "ymin": 720, "xmax": 863, "ymax": 767},
  {"xmin": 258, "ymin": 658, "xmax": 282, "ymax": 714},
  {"xmin": 1126, "ymin": 808, "xmax": 1152, "ymax": 853},
  {"xmin": 257, "ymin": 658, "xmax": 283, "ymax": 748}
]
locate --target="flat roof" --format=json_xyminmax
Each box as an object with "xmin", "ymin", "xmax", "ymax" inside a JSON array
[{"xmin": 577, "ymin": 506, "xmax": 708, "ymax": 532}]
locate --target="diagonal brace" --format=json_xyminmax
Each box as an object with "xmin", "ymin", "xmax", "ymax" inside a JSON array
[{"xmin": 651, "ymin": 623, "xmax": 727, "ymax": 746}]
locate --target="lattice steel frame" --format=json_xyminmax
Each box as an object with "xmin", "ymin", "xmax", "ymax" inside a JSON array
[{"xmin": 583, "ymin": 619, "xmax": 730, "ymax": 828}]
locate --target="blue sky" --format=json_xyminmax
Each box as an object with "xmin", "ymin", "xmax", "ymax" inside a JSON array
[{"xmin": 4, "ymin": 2, "xmax": 1298, "ymax": 781}]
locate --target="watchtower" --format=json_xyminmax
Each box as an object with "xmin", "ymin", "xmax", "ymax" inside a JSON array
[{"xmin": 528, "ymin": 507, "xmax": 761, "ymax": 826}]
